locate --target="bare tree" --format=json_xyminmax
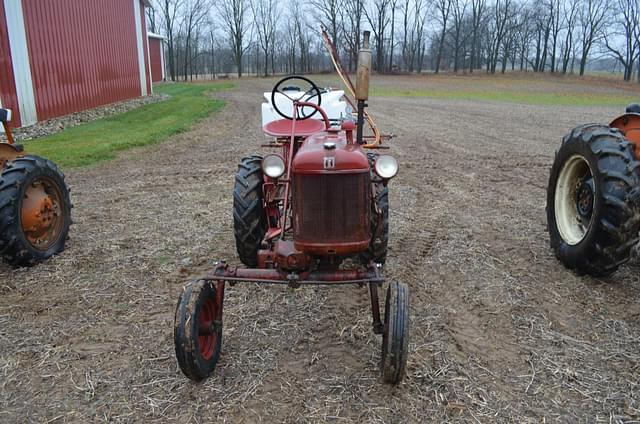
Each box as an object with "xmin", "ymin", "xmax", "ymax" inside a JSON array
[
  {"xmin": 148, "ymin": 0, "xmax": 640, "ymax": 82},
  {"xmin": 343, "ymin": 0, "xmax": 365, "ymax": 70},
  {"xmin": 218, "ymin": 0, "xmax": 251, "ymax": 77},
  {"xmin": 365, "ymin": 0, "xmax": 392, "ymax": 71},
  {"xmin": 577, "ymin": 0, "xmax": 608, "ymax": 76},
  {"xmin": 402, "ymin": 0, "xmax": 427, "ymax": 72},
  {"xmin": 450, "ymin": 0, "xmax": 469, "ymax": 72},
  {"xmin": 547, "ymin": 0, "xmax": 561, "ymax": 72},
  {"xmin": 487, "ymin": 0, "xmax": 514, "ymax": 73},
  {"xmin": 182, "ymin": 0, "xmax": 209, "ymax": 80},
  {"xmin": 388, "ymin": 0, "xmax": 398, "ymax": 71},
  {"xmin": 434, "ymin": 0, "xmax": 452, "ymax": 73},
  {"xmin": 560, "ymin": 0, "xmax": 580, "ymax": 74},
  {"xmin": 251, "ymin": 0, "xmax": 280, "ymax": 76},
  {"xmin": 146, "ymin": 5, "xmax": 158, "ymax": 33},
  {"xmin": 156, "ymin": 0, "xmax": 183, "ymax": 81},
  {"xmin": 309, "ymin": 0, "xmax": 343, "ymax": 57},
  {"xmin": 469, "ymin": 0, "xmax": 487, "ymax": 72},
  {"xmin": 603, "ymin": 0, "xmax": 639, "ymax": 81}
]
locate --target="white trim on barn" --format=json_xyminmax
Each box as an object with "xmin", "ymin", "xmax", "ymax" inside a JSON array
[
  {"xmin": 160, "ymin": 39, "xmax": 166, "ymax": 80},
  {"xmin": 147, "ymin": 32, "xmax": 166, "ymax": 40},
  {"xmin": 133, "ymin": 0, "xmax": 148, "ymax": 96},
  {"xmin": 4, "ymin": 0, "xmax": 37, "ymax": 126},
  {"xmin": 144, "ymin": 27, "xmax": 154, "ymax": 94}
]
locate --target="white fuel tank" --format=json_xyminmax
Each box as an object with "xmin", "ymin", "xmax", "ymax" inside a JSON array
[{"xmin": 261, "ymin": 88, "xmax": 349, "ymax": 128}]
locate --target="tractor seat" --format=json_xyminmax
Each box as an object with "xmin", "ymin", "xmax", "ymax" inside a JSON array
[
  {"xmin": 627, "ymin": 103, "xmax": 640, "ymax": 114},
  {"xmin": 263, "ymin": 118, "xmax": 326, "ymax": 137}
]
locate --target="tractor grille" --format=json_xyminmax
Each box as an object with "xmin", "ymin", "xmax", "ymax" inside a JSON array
[{"xmin": 293, "ymin": 172, "xmax": 370, "ymax": 244}]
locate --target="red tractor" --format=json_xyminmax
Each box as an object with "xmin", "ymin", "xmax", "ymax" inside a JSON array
[
  {"xmin": 547, "ymin": 103, "xmax": 640, "ymax": 276},
  {"xmin": 0, "ymin": 109, "xmax": 72, "ymax": 266},
  {"xmin": 174, "ymin": 32, "xmax": 410, "ymax": 384}
]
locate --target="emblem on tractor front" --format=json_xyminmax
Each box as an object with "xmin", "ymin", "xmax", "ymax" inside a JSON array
[{"xmin": 323, "ymin": 157, "xmax": 335, "ymax": 169}]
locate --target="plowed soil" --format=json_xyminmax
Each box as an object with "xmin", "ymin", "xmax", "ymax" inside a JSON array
[{"xmin": 2, "ymin": 76, "xmax": 640, "ymax": 423}]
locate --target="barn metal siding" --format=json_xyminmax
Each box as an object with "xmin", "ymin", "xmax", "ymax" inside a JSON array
[
  {"xmin": 21, "ymin": 0, "xmax": 144, "ymax": 121},
  {"xmin": 0, "ymin": 1, "xmax": 22, "ymax": 127},
  {"xmin": 149, "ymin": 38, "xmax": 163, "ymax": 82}
]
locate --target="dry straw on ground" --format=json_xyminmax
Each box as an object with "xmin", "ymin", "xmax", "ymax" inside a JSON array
[{"xmin": 1, "ymin": 76, "xmax": 640, "ymax": 422}]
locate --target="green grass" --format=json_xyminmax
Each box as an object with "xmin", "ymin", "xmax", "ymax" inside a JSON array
[
  {"xmin": 371, "ymin": 87, "xmax": 637, "ymax": 106},
  {"xmin": 24, "ymin": 82, "xmax": 233, "ymax": 168}
]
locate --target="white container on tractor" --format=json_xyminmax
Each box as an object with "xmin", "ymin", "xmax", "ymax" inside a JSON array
[{"xmin": 261, "ymin": 88, "xmax": 349, "ymax": 128}]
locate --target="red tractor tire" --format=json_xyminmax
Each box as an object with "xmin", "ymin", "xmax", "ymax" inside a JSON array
[
  {"xmin": 546, "ymin": 124, "xmax": 640, "ymax": 276},
  {"xmin": 233, "ymin": 156, "xmax": 267, "ymax": 267},
  {"xmin": 174, "ymin": 279, "xmax": 223, "ymax": 381}
]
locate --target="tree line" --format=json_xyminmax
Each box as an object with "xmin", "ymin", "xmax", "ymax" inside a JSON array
[{"xmin": 146, "ymin": 0, "xmax": 640, "ymax": 83}]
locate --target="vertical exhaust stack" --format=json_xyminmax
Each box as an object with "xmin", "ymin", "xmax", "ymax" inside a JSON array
[{"xmin": 356, "ymin": 31, "xmax": 371, "ymax": 145}]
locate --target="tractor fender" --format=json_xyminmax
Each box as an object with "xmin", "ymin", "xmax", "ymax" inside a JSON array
[
  {"xmin": 610, "ymin": 113, "xmax": 640, "ymax": 159},
  {"xmin": 0, "ymin": 143, "xmax": 25, "ymax": 169},
  {"xmin": 610, "ymin": 113, "xmax": 640, "ymax": 142}
]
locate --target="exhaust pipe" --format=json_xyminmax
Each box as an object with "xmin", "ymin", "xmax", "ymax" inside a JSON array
[{"xmin": 356, "ymin": 31, "xmax": 371, "ymax": 145}]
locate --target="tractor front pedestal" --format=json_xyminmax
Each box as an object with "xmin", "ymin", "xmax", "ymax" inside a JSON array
[{"xmin": 173, "ymin": 261, "xmax": 410, "ymax": 384}]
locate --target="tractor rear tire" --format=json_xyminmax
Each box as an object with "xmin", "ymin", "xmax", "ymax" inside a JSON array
[
  {"xmin": 0, "ymin": 155, "xmax": 71, "ymax": 266},
  {"xmin": 361, "ymin": 185, "xmax": 389, "ymax": 265},
  {"xmin": 381, "ymin": 281, "xmax": 409, "ymax": 384},
  {"xmin": 233, "ymin": 156, "xmax": 266, "ymax": 267},
  {"xmin": 174, "ymin": 279, "xmax": 223, "ymax": 381},
  {"xmin": 546, "ymin": 124, "xmax": 640, "ymax": 276}
]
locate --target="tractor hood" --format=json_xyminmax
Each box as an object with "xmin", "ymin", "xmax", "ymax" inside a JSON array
[{"xmin": 292, "ymin": 131, "xmax": 370, "ymax": 174}]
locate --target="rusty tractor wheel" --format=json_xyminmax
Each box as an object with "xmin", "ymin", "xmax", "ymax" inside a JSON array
[
  {"xmin": 0, "ymin": 155, "xmax": 71, "ymax": 266},
  {"xmin": 233, "ymin": 156, "xmax": 267, "ymax": 267},
  {"xmin": 381, "ymin": 281, "xmax": 409, "ymax": 384},
  {"xmin": 174, "ymin": 279, "xmax": 223, "ymax": 381},
  {"xmin": 547, "ymin": 124, "xmax": 640, "ymax": 276}
]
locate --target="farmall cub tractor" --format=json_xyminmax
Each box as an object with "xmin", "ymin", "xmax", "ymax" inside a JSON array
[
  {"xmin": 0, "ymin": 109, "xmax": 71, "ymax": 266},
  {"xmin": 547, "ymin": 104, "xmax": 640, "ymax": 276},
  {"xmin": 174, "ymin": 32, "xmax": 410, "ymax": 384}
]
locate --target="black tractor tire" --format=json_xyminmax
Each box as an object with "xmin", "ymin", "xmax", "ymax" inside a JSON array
[
  {"xmin": 381, "ymin": 281, "xmax": 410, "ymax": 384},
  {"xmin": 174, "ymin": 279, "xmax": 223, "ymax": 381},
  {"xmin": 0, "ymin": 155, "xmax": 71, "ymax": 266},
  {"xmin": 546, "ymin": 124, "xmax": 640, "ymax": 276},
  {"xmin": 361, "ymin": 185, "xmax": 389, "ymax": 265},
  {"xmin": 233, "ymin": 156, "xmax": 267, "ymax": 267}
]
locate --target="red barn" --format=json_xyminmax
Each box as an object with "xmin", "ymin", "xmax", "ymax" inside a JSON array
[
  {"xmin": 0, "ymin": 0, "xmax": 153, "ymax": 129},
  {"xmin": 148, "ymin": 33, "xmax": 166, "ymax": 83}
]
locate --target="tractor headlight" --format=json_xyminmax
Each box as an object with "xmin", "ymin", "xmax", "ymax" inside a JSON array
[
  {"xmin": 374, "ymin": 155, "xmax": 398, "ymax": 179},
  {"xmin": 262, "ymin": 154, "xmax": 285, "ymax": 179}
]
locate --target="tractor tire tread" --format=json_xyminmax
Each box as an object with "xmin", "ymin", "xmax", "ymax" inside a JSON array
[
  {"xmin": 0, "ymin": 155, "xmax": 71, "ymax": 266},
  {"xmin": 547, "ymin": 124, "xmax": 640, "ymax": 276},
  {"xmin": 233, "ymin": 156, "xmax": 266, "ymax": 267}
]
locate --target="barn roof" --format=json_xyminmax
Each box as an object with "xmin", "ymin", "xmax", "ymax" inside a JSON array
[{"xmin": 148, "ymin": 32, "xmax": 166, "ymax": 40}]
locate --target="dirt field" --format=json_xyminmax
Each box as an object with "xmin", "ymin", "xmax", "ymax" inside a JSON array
[{"xmin": 2, "ymin": 75, "xmax": 640, "ymax": 423}]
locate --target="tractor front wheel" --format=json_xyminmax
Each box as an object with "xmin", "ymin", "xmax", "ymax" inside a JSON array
[
  {"xmin": 0, "ymin": 155, "xmax": 71, "ymax": 266},
  {"xmin": 174, "ymin": 279, "xmax": 224, "ymax": 381},
  {"xmin": 233, "ymin": 156, "xmax": 266, "ymax": 267},
  {"xmin": 547, "ymin": 124, "xmax": 640, "ymax": 276},
  {"xmin": 381, "ymin": 281, "xmax": 409, "ymax": 384}
]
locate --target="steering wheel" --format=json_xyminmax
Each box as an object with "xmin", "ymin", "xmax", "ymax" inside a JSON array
[{"xmin": 271, "ymin": 76, "xmax": 322, "ymax": 120}]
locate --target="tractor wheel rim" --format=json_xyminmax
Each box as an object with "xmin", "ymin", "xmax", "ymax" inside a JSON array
[
  {"xmin": 20, "ymin": 177, "xmax": 65, "ymax": 251},
  {"xmin": 554, "ymin": 154, "xmax": 594, "ymax": 245},
  {"xmin": 197, "ymin": 297, "xmax": 217, "ymax": 361}
]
